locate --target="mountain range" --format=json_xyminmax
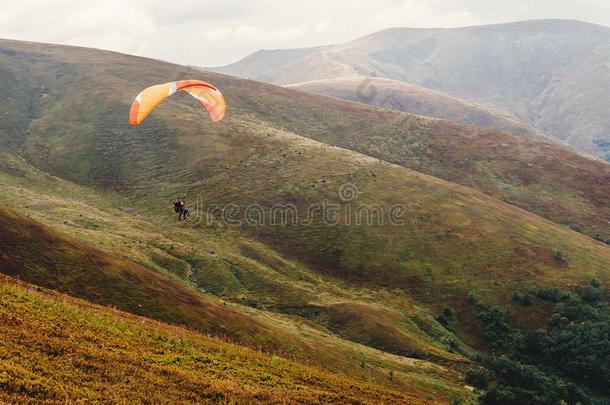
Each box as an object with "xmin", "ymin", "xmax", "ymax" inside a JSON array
[{"xmin": 212, "ymin": 19, "xmax": 610, "ymax": 160}]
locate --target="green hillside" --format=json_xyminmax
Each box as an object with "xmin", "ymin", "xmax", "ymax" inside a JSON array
[
  {"xmin": 4, "ymin": 39, "xmax": 607, "ymax": 241},
  {"xmin": 0, "ymin": 38, "xmax": 608, "ymax": 403},
  {"xmin": 1, "ymin": 37, "xmax": 608, "ymax": 335},
  {"xmin": 0, "ymin": 151, "xmax": 471, "ymax": 402}
]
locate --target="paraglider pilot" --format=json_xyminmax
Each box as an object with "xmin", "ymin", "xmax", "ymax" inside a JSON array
[
  {"xmin": 173, "ymin": 198, "xmax": 191, "ymax": 221},
  {"xmin": 174, "ymin": 198, "xmax": 185, "ymax": 221}
]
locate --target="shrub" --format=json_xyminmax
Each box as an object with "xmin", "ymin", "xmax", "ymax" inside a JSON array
[
  {"xmin": 548, "ymin": 313, "xmax": 564, "ymax": 328},
  {"xmin": 467, "ymin": 290, "xmax": 478, "ymax": 304},
  {"xmin": 443, "ymin": 337, "xmax": 460, "ymax": 353},
  {"xmin": 479, "ymin": 357, "xmax": 590, "ymax": 405},
  {"xmin": 436, "ymin": 306, "xmax": 456, "ymax": 328},
  {"xmin": 527, "ymin": 321, "xmax": 610, "ymax": 390},
  {"xmin": 554, "ymin": 250, "xmax": 567, "ymax": 263},
  {"xmin": 359, "ymin": 352, "xmax": 366, "ymax": 368},
  {"xmin": 512, "ymin": 291, "xmax": 532, "ymax": 306},
  {"xmin": 465, "ymin": 368, "xmax": 491, "ymax": 389},
  {"xmin": 555, "ymin": 295, "xmax": 600, "ymax": 322},
  {"xmin": 580, "ymin": 285, "xmax": 602, "ymax": 302},
  {"xmin": 476, "ymin": 284, "xmax": 609, "ymax": 400},
  {"xmin": 522, "ymin": 329, "xmax": 551, "ymax": 356},
  {"xmin": 590, "ymin": 278, "xmax": 602, "ymax": 289},
  {"xmin": 477, "ymin": 305, "xmax": 522, "ymax": 350},
  {"xmin": 534, "ymin": 287, "xmax": 563, "ymax": 302},
  {"xmin": 478, "ymin": 384, "xmax": 518, "ymax": 404}
]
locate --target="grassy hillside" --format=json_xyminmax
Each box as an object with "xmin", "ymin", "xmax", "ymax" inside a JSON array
[
  {"xmin": 0, "ymin": 150, "xmax": 472, "ymax": 401},
  {"xmin": 213, "ymin": 19, "xmax": 610, "ymax": 159},
  {"xmin": 0, "ymin": 39, "xmax": 608, "ymax": 402},
  {"xmin": 286, "ymin": 77, "xmax": 547, "ymax": 141},
  {"xmin": 231, "ymin": 82, "xmax": 609, "ymax": 243},
  {"xmin": 0, "ymin": 203, "xmax": 304, "ymax": 354},
  {"xmin": 0, "ymin": 274, "xmax": 432, "ymax": 404},
  {"xmin": 1, "ymin": 38, "xmax": 608, "ymax": 242},
  {"xmin": 0, "ymin": 39, "xmax": 608, "ymax": 320}
]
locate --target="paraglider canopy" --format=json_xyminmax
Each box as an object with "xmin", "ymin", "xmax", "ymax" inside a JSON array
[{"xmin": 129, "ymin": 80, "xmax": 226, "ymax": 125}]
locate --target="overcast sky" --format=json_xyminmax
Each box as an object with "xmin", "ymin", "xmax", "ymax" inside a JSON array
[{"xmin": 1, "ymin": 0, "xmax": 609, "ymax": 66}]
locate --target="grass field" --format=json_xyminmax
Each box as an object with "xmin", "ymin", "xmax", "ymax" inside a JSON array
[{"xmin": 0, "ymin": 154, "xmax": 472, "ymax": 402}]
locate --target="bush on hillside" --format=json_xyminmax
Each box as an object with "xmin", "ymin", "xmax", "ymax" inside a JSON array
[
  {"xmin": 477, "ymin": 305, "xmax": 522, "ymax": 351},
  {"xmin": 465, "ymin": 368, "xmax": 491, "ymax": 389},
  {"xmin": 478, "ymin": 356, "xmax": 590, "ymax": 405},
  {"xmin": 512, "ymin": 291, "xmax": 532, "ymax": 306},
  {"xmin": 534, "ymin": 287, "xmax": 564, "ymax": 302},
  {"xmin": 436, "ymin": 306, "xmax": 456, "ymax": 328},
  {"xmin": 554, "ymin": 250, "xmax": 567, "ymax": 263},
  {"xmin": 467, "ymin": 290, "xmax": 478, "ymax": 304}
]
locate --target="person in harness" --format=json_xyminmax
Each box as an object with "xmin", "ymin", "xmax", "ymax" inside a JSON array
[
  {"xmin": 182, "ymin": 201, "xmax": 190, "ymax": 221},
  {"xmin": 174, "ymin": 197, "xmax": 190, "ymax": 221},
  {"xmin": 174, "ymin": 198, "xmax": 183, "ymax": 221}
]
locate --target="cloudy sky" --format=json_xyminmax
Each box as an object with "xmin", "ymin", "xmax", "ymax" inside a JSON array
[{"xmin": 1, "ymin": 0, "xmax": 609, "ymax": 66}]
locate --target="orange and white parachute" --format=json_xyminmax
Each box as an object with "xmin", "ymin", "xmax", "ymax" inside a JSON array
[{"xmin": 129, "ymin": 80, "xmax": 226, "ymax": 125}]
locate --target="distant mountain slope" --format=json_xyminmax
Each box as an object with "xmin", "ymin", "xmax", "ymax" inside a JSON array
[
  {"xmin": 211, "ymin": 46, "xmax": 322, "ymax": 78},
  {"xmin": 0, "ymin": 274, "xmax": 422, "ymax": 404},
  {"xmin": 286, "ymin": 76, "xmax": 547, "ymax": 140},
  {"xmin": 213, "ymin": 19, "xmax": 610, "ymax": 159}
]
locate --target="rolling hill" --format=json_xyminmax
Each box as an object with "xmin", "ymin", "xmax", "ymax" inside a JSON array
[
  {"xmin": 286, "ymin": 76, "xmax": 549, "ymax": 141},
  {"xmin": 1, "ymin": 37, "xmax": 608, "ymax": 317},
  {"xmin": 0, "ymin": 177, "xmax": 472, "ymax": 402},
  {"xmin": 0, "ymin": 38, "xmax": 609, "ymax": 402},
  {"xmin": 213, "ymin": 19, "xmax": 610, "ymax": 159},
  {"xmin": 2, "ymin": 38, "xmax": 608, "ymax": 243},
  {"xmin": 0, "ymin": 202, "xmax": 299, "ymax": 352}
]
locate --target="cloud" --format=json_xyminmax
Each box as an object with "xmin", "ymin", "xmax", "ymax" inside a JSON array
[{"xmin": 1, "ymin": 0, "xmax": 608, "ymax": 66}]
